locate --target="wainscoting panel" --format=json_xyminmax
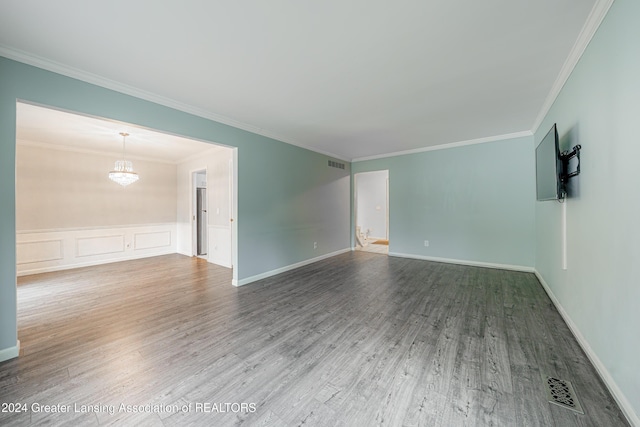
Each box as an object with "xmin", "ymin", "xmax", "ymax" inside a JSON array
[
  {"xmin": 208, "ymin": 225, "xmax": 232, "ymax": 268},
  {"xmin": 175, "ymin": 222, "xmax": 193, "ymax": 257},
  {"xmin": 134, "ymin": 230, "xmax": 172, "ymax": 251},
  {"xmin": 76, "ymin": 235, "xmax": 124, "ymax": 257},
  {"xmin": 16, "ymin": 240, "xmax": 63, "ymax": 265},
  {"xmin": 16, "ymin": 223, "xmax": 177, "ymax": 276}
]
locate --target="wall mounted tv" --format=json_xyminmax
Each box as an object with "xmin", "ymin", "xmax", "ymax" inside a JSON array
[
  {"xmin": 535, "ymin": 123, "xmax": 581, "ymax": 201},
  {"xmin": 535, "ymin": 124, "xmax": 562, "ymax": 201}
]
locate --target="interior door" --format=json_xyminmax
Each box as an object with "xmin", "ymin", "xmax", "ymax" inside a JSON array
[{"xmin": 197, "ymin": 188, "xmax": 207, "ymax": 256}]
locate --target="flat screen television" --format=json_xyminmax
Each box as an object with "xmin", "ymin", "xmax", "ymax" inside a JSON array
[{"xmin": 535, "ymin": 123, "xmax": 563, "ymax": 201}]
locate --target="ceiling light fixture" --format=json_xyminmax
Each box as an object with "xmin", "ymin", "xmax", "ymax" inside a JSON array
[{"xmin": 108, "ymin": 132, "xmax": 139, "ymax": 186}]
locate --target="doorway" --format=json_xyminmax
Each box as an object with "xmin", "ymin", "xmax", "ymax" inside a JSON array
[
  {"xmin": 354, "ymin": 170, "xmax": 389, "ymax": 255},
  {"xmin": 193, "ymin": 170, "xmax": 208, "ymax": 258},
  {"xmin": 14, "ymin": 101, "xmax": 238, "ymax": 283},
  {"xmin": 11, "ymin": 101, "xmax": 241, "ymax": 364}
]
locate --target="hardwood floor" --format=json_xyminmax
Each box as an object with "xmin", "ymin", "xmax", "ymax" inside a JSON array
[{"xmin": 0, "ymin": 252, "xmax": 629, "ymax": 426}]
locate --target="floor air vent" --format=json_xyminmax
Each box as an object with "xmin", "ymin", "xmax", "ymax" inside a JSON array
[{"xmin": 545, "ymin": 376, "xmax": 584, "ymax": 414}]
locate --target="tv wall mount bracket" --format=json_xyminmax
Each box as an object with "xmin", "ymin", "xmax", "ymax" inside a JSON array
[{"xmin": 560, "ymin": 144, "xmax": 581, "ymax": 183}]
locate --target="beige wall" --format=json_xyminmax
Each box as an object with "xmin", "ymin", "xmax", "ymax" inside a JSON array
[{"xmin": 17, "ymin": 143, "xmax": 177, "ymax": 230}]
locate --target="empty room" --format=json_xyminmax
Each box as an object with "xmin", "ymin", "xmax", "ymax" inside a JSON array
[{"xmin": 1, "ymin": 0, "xmax": 638, "ymax": 426}]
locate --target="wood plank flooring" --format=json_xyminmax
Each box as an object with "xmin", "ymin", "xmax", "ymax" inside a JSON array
[{"xmin": 0, "ymin": 252, "xmax": 629, "ymax": 426}]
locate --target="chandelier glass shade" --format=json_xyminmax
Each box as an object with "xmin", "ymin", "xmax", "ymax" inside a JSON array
[{"xmin": 109, "ymin": 132, "xmax": 139, "ymax": 186}]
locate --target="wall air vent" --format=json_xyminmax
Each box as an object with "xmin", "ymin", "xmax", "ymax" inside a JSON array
[{"xmin": 328, "ymin": 160, "xmax": 345, "ymax": 170}]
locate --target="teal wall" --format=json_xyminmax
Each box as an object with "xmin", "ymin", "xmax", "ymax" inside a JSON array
[
  {"xmin": 0, "ymin": 57, "xmax": 350, "ymax": 355},
  {"xmin": 353, "ymin": 136, "xmax": 536, "ymax": 269},
  {"xmin": 4, "ymin": 0, "xmax": 639, "ymax": 415},
  {"xmin": 535, "ymin": 0, "xmax": 640, "ymax": 419}
]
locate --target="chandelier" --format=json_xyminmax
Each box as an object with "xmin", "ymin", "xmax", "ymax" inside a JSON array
[{"xmin": 109, "ymin": 132, "xmax": 139, "ymax": 186}]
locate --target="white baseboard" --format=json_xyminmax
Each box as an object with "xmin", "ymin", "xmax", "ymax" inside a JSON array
[
  {"xmin": 17, "ymin": 224, "xmax": 177, "ymax": 276},
  {"xmin": 388, "ymin": 252, "xmax": 535, "ymax": 273},
  {"xmin": 0, "ymin": 340, "xmax": 20, "ymax": 362},
  {"xmin": 233, "ymin": 248, "xmax": 351, "ymax": 287},
  {"xmin": 211, "ymin": 260, "xmax": 233, "ymax": 269},
  {"xmin": 176, "ymin": 250, "xmax": 232, "ymax": 269},
  {"xmin": 534, "ymin": 270, "xmax": 640, "ymax": 427},
  {"xmin": 17, "ymin": 249, "xmax": 175, "ymax": 276}
]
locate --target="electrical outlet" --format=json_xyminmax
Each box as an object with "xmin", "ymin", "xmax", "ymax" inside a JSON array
[
  {"xmin": 424, "ymin": 240, "xmax": 429, "ymax": 247},
  {"xmin": 314, "ymin": 242, "xmax": 318, "ymax": 249}
]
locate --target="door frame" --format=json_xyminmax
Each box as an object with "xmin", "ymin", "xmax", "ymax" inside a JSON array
[
  {"xmin": 353, "ymin": 169, "xmax": 390, "ymax": 249},
  {"xmin": 191, "ymin": 169, "xmax": 208, "ymax": 258}
]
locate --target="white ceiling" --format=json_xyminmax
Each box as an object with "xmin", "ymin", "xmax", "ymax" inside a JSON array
[
  {"xmin": 16, "ymin": 103, "xmax": 224, "ymax": 164},
  {"xmin": 1, "ymin": 0, "xmax": 600, "ymax": 160}
]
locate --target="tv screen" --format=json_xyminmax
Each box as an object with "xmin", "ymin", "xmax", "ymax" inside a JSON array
[{"xmin": 535, "ymin": 123, "xmax": 562, "ymax": 201}]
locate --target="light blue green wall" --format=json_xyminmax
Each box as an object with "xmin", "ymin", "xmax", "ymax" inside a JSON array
[
  {"xmin": 535, "ymin": 0, "xmax": 640, "ymax": 420},
  {"xmin": 0, "ymin": 57, "xmax": 350, "ymax": 356},
  {"xmin": 353, "ymin": 136, "xmax": 536, "ymax": 269}
]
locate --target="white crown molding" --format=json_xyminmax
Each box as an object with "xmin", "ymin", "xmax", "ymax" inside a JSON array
[
  {"xmin": 352, "ymin": 130, "xmax": 533, "ymax": 162},
  {"xmin": 177, "ymin": 145, "xmax": 230, "ymax": 166},
  {"xmin": 531, "ymin": 0, "xmax": 615, "ymax": 134},
  {"xmin": 0, "ymin": 45, "xmax": 350, "ymax": 162},
  {"xmin": 16, "ymin": 139, "xmax": 182, "ymax": 165},
  {"xmin": 18, "ymin": 98, "xmax": 238, "ymax": 153},
  {"xmin": 3, "ymin": 0, "xmax": 614, "ymax": 166}
]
